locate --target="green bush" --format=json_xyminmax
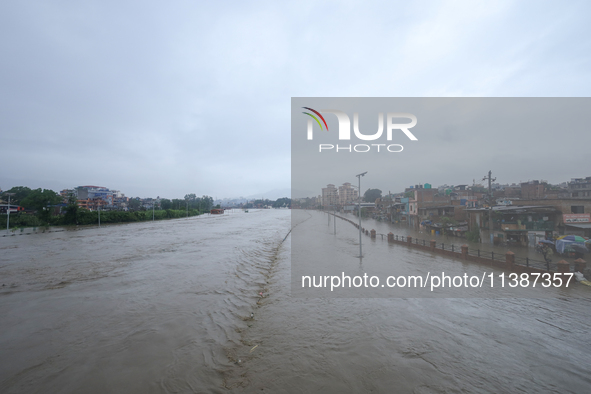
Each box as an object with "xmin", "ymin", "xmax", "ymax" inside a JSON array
[
  {"xmin": 77, "ymin": 209, "xmax": 199, "ymax": 224},
  {"xmin": 1, "ymin": 208, "xmax": 202, "ymax": 229},
  {"xmin": 73, "ymin": 209, "xmax": 201, "ymax": 225},
  {"xmin": 466, "ymin": 229, "xmax": 480, "ymax": 243},
  {"xmin": 0, "ymin": 213, "xmax": 43, "ymax": 229}
]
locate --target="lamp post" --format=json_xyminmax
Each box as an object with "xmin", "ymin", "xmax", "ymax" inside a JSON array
[
  {"xmin": 482, "ymin": 170, "xmax": 496, "ymax": 244},
  {"xmin": 327, "ymin": 204, "xmax": 336, "ymax": 234},
  {"xmin": 4, "ymin": 192, "xmax": 15, "ymax": 233},
  {"xmin": 333, "ymin": 204, "xmax": 336, "ymax": 234},
  {"xmin": 356, "ymin": 172, "xmax": 367, "ymax": 258}
]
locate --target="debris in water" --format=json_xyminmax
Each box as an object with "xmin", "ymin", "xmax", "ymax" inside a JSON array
[
  {"xmin": 250, "ymin": 344, "xmax": 259, "ymax": 353},
  {"xmin": 574, "ymin": 271, "xmax": 591, "ymax": 286}
]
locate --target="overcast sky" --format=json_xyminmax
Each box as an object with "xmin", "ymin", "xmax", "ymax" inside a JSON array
[{"xmin": 1, "ymin": 0, "xmax": 590, "ymax": 199}]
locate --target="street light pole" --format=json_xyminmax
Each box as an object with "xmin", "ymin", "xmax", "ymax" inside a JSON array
[
  {"xmin": 356, "ymin": 172, "xmax": 367, "ymax": 258},
  {"xmin": 483, "ymin": 170, "xmax": 496, "ymax": 244},
  {"xmin": 5, "ymin": 193, "xmax": 15, "ymax": 233}
]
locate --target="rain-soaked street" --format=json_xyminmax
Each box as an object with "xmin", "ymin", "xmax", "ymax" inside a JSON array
[{"xmin": 1, "ymin": 209, "xmax": 591, "ymax": 393}]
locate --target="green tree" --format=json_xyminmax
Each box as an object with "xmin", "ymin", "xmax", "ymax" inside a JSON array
[
  {"xmin": 20, "ymin": 188, "xmax": 61, "ymax": 222},
  {"xmin": 172, "ymin": 198, "xmax": 184, "ymax": 210},
  {"xmin": 63, "ymin": 192, "xmax": 79, "ymax": 224},
  {"xmin": 466, "ymin": 229, "xmax": 480, "ymax": 243},
  {"xmin": 4, "ymin": 186, "xmax": 32, "ymax": 204},
  {"xmin": 272, "ymin": 197, "xmax": 291, "ymax": 208},
  {"xmin": 363, "ymin": 189, "xmax": 382, "ymax": 203},
  {"xmin": 160, "ymin": 198, "xmax": 172, "ymax": 210},
  {"xmin": 198, "ymin": 195, "xmax": 213, "ymax": 212},
  {"xmin": 128, "ymin": 198, "xmax": 141, "ymax": 211}
]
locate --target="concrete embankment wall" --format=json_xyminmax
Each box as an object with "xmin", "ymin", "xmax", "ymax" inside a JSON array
[{"xmin": 332, "ymin": 213, "xmax": 586, "ymax": 276}]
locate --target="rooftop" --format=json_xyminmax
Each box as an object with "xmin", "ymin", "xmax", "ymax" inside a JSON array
[{"xmin": 465, "ymin": 205, "xmax": 557, "ymax": 213}]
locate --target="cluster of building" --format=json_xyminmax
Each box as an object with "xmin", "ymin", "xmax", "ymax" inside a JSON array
[
  {"xmin": 292, "ymin": 183, "xmax": 359, "ymax": 209},
  {"xmin": 303, "ymin": 176, "xmax": 591, "ymax": 246},
  {"xmin": 59, "ymin": 186, "xmax": 124, "ymax": 211},
  {"xmin": 59, "ymin": 186, "xmax": 158, "ymax": 211},
  {"xmin": 320, "ymin": 183, "xmax": 359, "ymax": 206}
]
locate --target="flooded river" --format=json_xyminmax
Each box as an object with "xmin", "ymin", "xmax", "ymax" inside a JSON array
[{"xmin": 1, "ymin": 209, "xmax": 590, "ymax": 393}]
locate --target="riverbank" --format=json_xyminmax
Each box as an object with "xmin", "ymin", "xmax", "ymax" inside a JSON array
[
  {"xmin": 337, "ymin": 210, "xmax": 588, "ymax": 269},
  {"xmin": 332, "ymin": 212, "xmax": 589, "ymax": 275},
  {"xmin": 0, "ymin": 208, "xmax": 210, "ymax": 236}
]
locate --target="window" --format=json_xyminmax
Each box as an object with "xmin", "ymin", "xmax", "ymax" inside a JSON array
[{"xmin": 571, "ymin": 206, "xmax": 584, "ymax": 214}]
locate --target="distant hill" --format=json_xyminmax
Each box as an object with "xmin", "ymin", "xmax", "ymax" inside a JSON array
[
  {"xmin": 219, "ymin": 188, "xmax": 317, "ymax": 202},
  {"xmin": 244, "ymin": 188, "xmax": 292, "ymax": 200},
  {"xmin": 246, "ymin": 188, "xmax": 320, "ymax": 199},
  {"xmin": 290, "ymin": 189, "xmax": 317, "ymax": 199}
]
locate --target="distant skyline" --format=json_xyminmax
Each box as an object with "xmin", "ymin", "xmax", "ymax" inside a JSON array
[
  {"xmin": 1, "ymin": 174, "xmax": 586, "ymax": 202},
  {"xmin": 296, "ymin": 168, "xmax": 591, "ymax": 198},
  {"xmin": 2, "ymin": 1, "xmax": 591, "ymax": 199}
]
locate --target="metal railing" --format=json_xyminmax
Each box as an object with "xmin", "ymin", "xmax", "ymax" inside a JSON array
[
  {"xmin": 513, "ymin": 255, "xmax": 556, "ymax": 271},
  {"xmin": 333, "ymin": 213, "xmax": 563, "ymax": 272}
]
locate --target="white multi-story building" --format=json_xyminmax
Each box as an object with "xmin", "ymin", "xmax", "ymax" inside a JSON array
[
  {"xmin": 320, "ymin": 183, "xmax": 359, "ymax": 207},
  {"xmin": 339, "ymin": 182, "xmax": 358, "ymax": 205},
  {"xmin": 322, "ymin": 184, "xmax": 338, "ymax": 207}
]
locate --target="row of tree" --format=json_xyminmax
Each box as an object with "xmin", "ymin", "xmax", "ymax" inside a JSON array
[
  {"xmin": 1, "ymin": 186, "xmax": 215, "ymax": 228},
  {"xmin": 158, "ymin": 194, "xmax": 214, "ymax": 212},
  {"xmin": 0, "ymin": 207, "xmax": 201, "ymax": 228},
  {"xmin": 243, "ymin": 197, "xmax": 291, "ymax": 209},
  {"xmin": 2, "ymin": 187, "xmax": 62, "ymax": 215}
]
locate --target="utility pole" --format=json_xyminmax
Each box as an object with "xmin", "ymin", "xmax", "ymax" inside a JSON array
[
  {"xmin": 482, "ymin": 170, "xmax": 496, "ymax": 244},
  {"xmin": 356, "ymin": 172, "xmax": 367, "ymax": 258},
  {"xmin": 334, "ymin": 205, "xmax": 336, "ymax": 234},
  {"xmin": 5, "ymin": 193, "xmax": 15, "ymax": 233},
  {"xmin": 152, "ymin": 201, "xmax": 155, "ymax": 221},
  {"xmin": 98, "ymin": 205, "xmax": 101, "ymax": 227}
]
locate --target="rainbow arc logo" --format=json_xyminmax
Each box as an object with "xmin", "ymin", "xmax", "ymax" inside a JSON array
[
  {"xmin": 301, "ymin": 106, "xmax": 418, "ymax": 148},
  {"xmin": 301, "ymin": 107, "xmax": 328, "ymax": 131}
]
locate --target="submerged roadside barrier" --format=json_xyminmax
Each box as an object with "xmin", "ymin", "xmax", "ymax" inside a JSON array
[{"xmin": 330, "ymin": 212, "xmax": 586, "ymax": 276}]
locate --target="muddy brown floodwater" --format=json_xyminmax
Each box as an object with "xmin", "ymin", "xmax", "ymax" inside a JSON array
[{"xmin": 1, "ymin": 209, "xmax": 590, "ymax": 393}]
